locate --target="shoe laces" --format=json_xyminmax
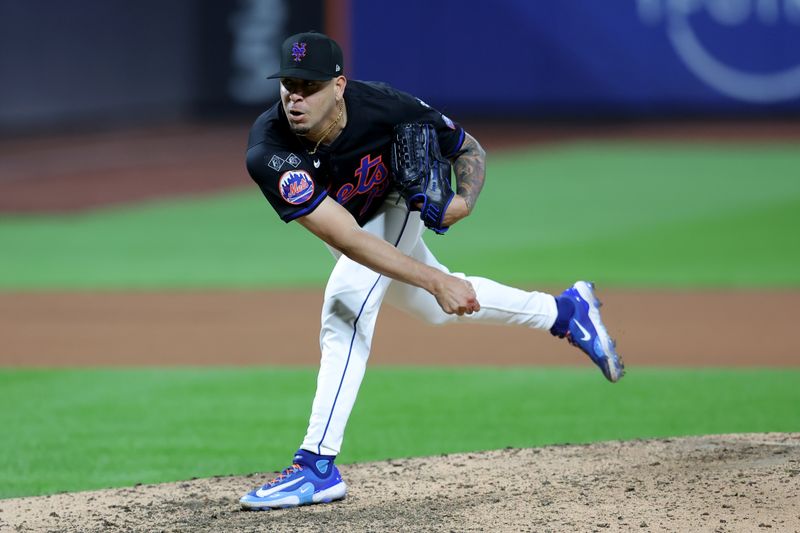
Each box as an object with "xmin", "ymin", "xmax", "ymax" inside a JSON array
[{"xmin": 266, "ymin": 463, "xmax": 303, "ymax": 486}]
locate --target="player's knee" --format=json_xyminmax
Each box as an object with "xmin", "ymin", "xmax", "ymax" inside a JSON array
[{"xmin": 322, "ymin": 295, "xmax": 360, "ymax": 325}]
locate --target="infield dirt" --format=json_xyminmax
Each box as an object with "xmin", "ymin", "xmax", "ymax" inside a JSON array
[
  {"xmin": 1, "ymin": 289, "xmax": 798, "ymax": 367},
  {"xmin": 2, "ymin": 433, "xmax": 798, "ymax": 532}
]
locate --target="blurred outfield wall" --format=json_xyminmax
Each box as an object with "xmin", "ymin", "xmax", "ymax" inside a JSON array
[
  {"xmin": 1, "ymin": 0, "xmax": 799, "ymax": 135},
  {"xmin": 351, "ymin": 0, "xmax": 800, "ymax": 116},
  {"xmin": 0, "ymin": 0, "xmax": 323, "ymax": 133}
]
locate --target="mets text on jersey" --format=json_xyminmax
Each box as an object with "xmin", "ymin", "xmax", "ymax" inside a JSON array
[{"xmin": 336, "ymin": 154, "xmax": 390, "ymax": 215}]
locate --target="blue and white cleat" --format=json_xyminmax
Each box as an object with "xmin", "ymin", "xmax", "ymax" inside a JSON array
[
  {"xmin": 240, "ymin": 462, "xmax": 347, "ymax": 510},
  {"xmin": 560, "ymin": 281, "xmax": 625, "ymax": 383}
]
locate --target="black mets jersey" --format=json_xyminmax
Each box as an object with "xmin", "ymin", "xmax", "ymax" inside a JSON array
[{"xmin": 246, "ymin": 80, "xmax": 465, "ymax": 226}]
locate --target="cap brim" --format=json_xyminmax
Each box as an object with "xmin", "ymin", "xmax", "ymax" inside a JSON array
[{"xmin": 267, "ymin": 68, "xmax": 335, "ymax": 81}]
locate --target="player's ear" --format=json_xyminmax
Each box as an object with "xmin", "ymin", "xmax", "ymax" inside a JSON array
[{"xmin": 334, "ymin": 76, "xmax": 347, "ymax": 101}]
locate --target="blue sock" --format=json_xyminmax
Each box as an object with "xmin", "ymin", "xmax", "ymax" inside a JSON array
[
  {"xmin": 549, "ymin": 296, "xmax": 575, "ymax": 338},
  {"xmin": 294, "ymin": 448, "xmax": 336, "ymax": 478}
]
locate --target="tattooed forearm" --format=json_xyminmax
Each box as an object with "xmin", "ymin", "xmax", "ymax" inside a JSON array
[{"xmin": 452, "ymin": 133, "xmax": 486, "ymax": 213}]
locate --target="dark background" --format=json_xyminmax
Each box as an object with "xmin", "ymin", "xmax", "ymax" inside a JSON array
[
  {"xmin": 0, "ymin": 0, "xmax": 323, "ymax": 134},
  {"xmin": 2, "ymin": 0, "xmax": 799, "ymax": 136}
]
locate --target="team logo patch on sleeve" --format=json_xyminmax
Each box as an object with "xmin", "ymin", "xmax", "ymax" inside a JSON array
[{"xmin": 279, "ymin": 170, "xmax": 315, "ymax": 205}]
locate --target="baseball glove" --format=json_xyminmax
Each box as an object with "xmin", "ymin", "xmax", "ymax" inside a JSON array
[{"xmin": 390, "ymin": 123, "xmax": 455, "ymax": 234}]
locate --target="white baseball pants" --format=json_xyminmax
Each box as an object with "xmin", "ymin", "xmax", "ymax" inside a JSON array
[{"xmin": 301, "ymin": 193, "xmax": 557, "ymax": 456}]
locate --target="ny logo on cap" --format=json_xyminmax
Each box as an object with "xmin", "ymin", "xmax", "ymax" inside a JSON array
[{"xmin": 291, "ymin": 42, "xmax": 307, "ymax": 62}]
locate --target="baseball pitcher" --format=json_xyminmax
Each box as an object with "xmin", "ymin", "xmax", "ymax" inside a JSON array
[{"xmin": 239, "ymin": 31, "xmax": 624, "ymax": 510}]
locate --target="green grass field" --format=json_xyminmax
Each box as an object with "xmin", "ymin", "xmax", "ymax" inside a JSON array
[
  {"xmin": 1, "ymin": 141, "xmax": 799, "ymax": 288},
  {"xmin": 1, "ymin": 140, "xmax": 798, "ymax": 499},
  {"xmin": 1, "ymin": 368, "xmax": 798, "ymax": 498}
]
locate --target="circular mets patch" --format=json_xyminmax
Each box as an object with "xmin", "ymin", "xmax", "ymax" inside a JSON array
[{"xmin": 278, "ymin": 170, "xmax": 315, "ymax": 205}]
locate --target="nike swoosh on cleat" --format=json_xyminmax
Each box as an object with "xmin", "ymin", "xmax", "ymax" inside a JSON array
[
  {"xmin": 255, "ymin": 476, "xmax": 305, "ymax": 498},
  {"xmin": 573, "ymin": 320, "xmax": 591, "ymax": 341}
]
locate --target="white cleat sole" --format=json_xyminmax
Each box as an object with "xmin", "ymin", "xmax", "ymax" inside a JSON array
[
  {"xmin": 240, "ymin": 481, "xmax": 347, "ymax": 510},
  {"xmin": 312, "ymin": 481, "xmax": 347, "ymax": 503},
  {"xmin": 574, "ymin": 281, "xmax": 625, "ymax": 382}
]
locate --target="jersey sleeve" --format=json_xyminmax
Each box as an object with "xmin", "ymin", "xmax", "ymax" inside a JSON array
[
  {"xmin": 246, "ymin": 143, "xmax": 327, "ymax": 223},
  {"xmin": 394, "ymin": 91, "xmax": 466, "ymax": 158}
]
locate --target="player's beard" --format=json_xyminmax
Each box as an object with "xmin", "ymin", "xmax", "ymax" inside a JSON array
[
  {"xmin": 288, "ymin": 111, "xmax": 326, "ymax": 138},
  {"xmin": 289, "ymin": 123, "xmax": 312, "ymax": 136},
  {"xmin": 292, "ymin": 105, "xmax": 338, "ymax": 142}
]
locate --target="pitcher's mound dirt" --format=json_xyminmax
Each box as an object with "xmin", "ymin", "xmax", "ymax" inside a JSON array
[{"xmin": 2, "ymin": 433, "xmax": 798, "ymax": 533}]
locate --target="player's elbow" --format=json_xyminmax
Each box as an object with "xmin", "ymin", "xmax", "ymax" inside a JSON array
[{"xmin": 461, "ymin": 133, "xmax": 485, "ymax": 160}]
